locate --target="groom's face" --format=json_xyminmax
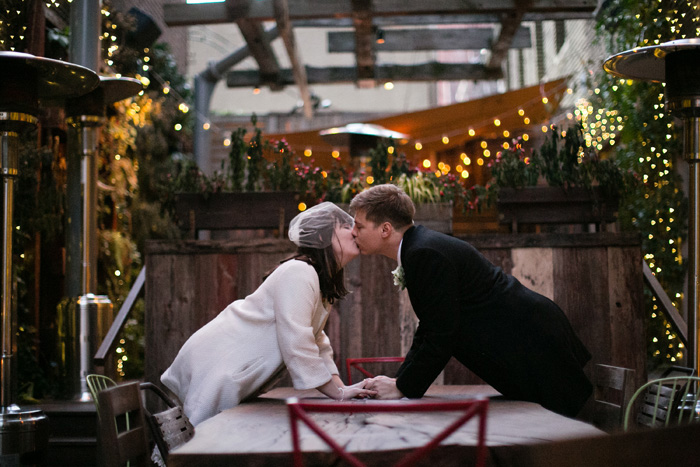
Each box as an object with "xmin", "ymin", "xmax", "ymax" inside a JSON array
[{"xmin": 352, "ymin": 210, "xmax": 383, "ymax": 255}]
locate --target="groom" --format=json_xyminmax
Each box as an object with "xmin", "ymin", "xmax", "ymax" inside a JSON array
[{"xmin": 349, "ymin": 184, "xmax": 593, "ymax": 417}]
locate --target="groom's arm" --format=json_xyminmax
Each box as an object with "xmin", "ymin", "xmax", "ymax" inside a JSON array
[
  {"xmin": 395, "ymin": 250, "xmax": 460, "ymax": 398},
  {"xmin": 395, "ymin": 323, "xmax": 452, "ymax": 398}
]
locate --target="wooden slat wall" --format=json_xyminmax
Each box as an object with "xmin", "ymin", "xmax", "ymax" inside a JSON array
[{"xmin": 145, "ymin": 233, "xmax": 645, "ymax": 412}]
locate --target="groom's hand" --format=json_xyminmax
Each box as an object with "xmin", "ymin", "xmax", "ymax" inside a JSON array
[{"xmin": 364, "ymin": 375, "xmax": 404, "ymax": 400}]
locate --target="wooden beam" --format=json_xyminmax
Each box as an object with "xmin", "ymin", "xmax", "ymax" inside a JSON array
[
  {"xmin": 226, "ymin": 62, "xmax": 503, "ymax": 88},
  {"xmin": 235, "ymin": 18, "xmax": 283, "ymax": 90},
  {"xmin": 273, "ymin": 0, "xmax": 313, "ymax": 118},
  {"xmin": 43, "ymin": 3, "xmax": 67, "ymax": 29},
  {"xmin": 328, "ymin": 27, "xmax": 531, "ymax": 52},
  {"xmin": 292, "ymin": 11, "xmax": 597, "ymax": 28},
  {"xmin": 295, "ymin": 15, "xmax": 502, "ymax": 28},
  {"xmin": 488, "ymin": 0, "xmax": 531, "ymax": 69},
  {"xmin": 643, "ymin": 261, "xmax": 687, "ymax": 344},
  {"xmin": 165, "ymin": 0, "xmax": 599, "ymax": 27},
  {"xmin": 352, "ymin": 0, "xmax": 376, "ymax": 87}
]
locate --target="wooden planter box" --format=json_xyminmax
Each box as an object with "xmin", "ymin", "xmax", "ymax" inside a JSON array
[
  {"xmin": 174, "ymin": 192, "xmax": 301, "ymax": 238},
  {"xmin": 414, "ymin": 202, "xmax": 453, "ymax": 234},
  {"xmin": 497, "ymin": 186, "xmax": 619, "ymax": 232}
]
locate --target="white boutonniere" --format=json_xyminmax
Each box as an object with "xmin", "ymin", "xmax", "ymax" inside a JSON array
[{"xmin": 391, "ymin": 265, "xmax": 406, "ymax": 290}]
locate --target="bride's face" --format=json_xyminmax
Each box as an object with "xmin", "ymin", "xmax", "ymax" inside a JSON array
[{"xmin": 332, "ymin": 222, "xmax": 360, "ymax": 268}]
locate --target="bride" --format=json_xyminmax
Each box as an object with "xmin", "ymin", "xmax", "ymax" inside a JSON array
[{"xmin": 161, "ymin": 202, "xmax": 375, "ymax": 426}]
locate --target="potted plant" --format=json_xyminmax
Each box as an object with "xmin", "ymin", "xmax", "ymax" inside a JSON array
[
  {"xmin": 470, "ymin": 123, "xmax": 638, "ymax": 232},
  {"xmin": 168, "ymin": 120, "xmax": 471, "ymax": 236},
  {"xmin": 169, "ymin": 117, "xmax": 302, "ymax": 237},
  {"xmin": 335, "ymin": 139, "xmax": 466, "ymax": 233}
]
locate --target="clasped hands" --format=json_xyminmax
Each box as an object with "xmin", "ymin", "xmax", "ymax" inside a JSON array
[{"xmin": 351, "ymin": 375, "xmax": 404, "ymax": 400}]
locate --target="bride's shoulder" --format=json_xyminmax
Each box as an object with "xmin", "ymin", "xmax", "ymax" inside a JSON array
[{"xmin": 272, "ymin": 258, "xmax": 316, "ymax": 279}]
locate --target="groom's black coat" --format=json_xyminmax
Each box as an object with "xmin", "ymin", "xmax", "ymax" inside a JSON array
[{"xmin": 395, "ymin": 225, "xmax": 593, "ymax": 417}]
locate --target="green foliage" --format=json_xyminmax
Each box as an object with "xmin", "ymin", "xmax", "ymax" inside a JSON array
[
  {"xmin": 340, "ymin": 139, "xmax": 464, "ymax": 206},
  {"xmin": 172, "ymin": 119, "xmax": 467, "ymax": 208},
  {"xmin": 394, "ymin": 172, "xmax": 441, "ymax": 204},
  {"xmin": 227, "ymin": 127, "xmax": 247, "ymax": 191},
  {"xmin": 368, "ymin": 139, "xmax": 393, "ymax": 185},
  {"xmin": 266, "ymin": 139, "xmax": 298, "ymax": 192},
  {"xmin": 535, "ymin": 125, "xmax": 593, "ymax": 188},
  {"xmin": 468, "ymin": 125, "xmax": 639, "ymax": 214},
  {"xmin": 591, "ymin": 0, "xmax": 690, "ymax": 370},
  {"xmin": 489, "ymin": 137, "xmax": 539, "ymax": 189},
  {"xmin": 246, "ymin": 115, "xmax": 266, "ymax": 192},
  {"xmin": 320, "ymin": 160, "xmax": 349, "ymax": 203}
]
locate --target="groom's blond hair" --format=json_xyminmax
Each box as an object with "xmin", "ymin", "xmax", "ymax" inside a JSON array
[{"xmin": 350, "ymin": 184, "xmax": 415, "ymax": 228}]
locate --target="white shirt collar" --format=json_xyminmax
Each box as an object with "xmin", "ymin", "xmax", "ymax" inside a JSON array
[{"xmin": 397, "ymin": 238, "xmax": 403, "ymax": 267}]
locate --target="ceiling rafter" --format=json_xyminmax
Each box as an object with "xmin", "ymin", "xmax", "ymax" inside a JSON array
[
  {"xmin": 488, "ymin": 0, "xmax": 532, "ymax": 69},
  {"xmin": 165, "ymin": 1, "xmax": 599, "ymax": 26},
  {"xmin": 226, "ymin": 62, "xmax": 503, "ymax": 87},
  {"xmin": 234, "ymin": 18, "xmax": 283, "ymax": 90},
  {"xmin": 350, "ymin": 0, "xmax": 376, "ymax": 88},
  {"xmin": 327, "ymin": 27, "xmax": 532, "ymax": 53},
  {"xmin": 168, "ymin": 0, "xmax": 597, "ymax": 90},
  {"xmin": 273, "ymin": 0, "xmax": 313, "ymax": 118}
]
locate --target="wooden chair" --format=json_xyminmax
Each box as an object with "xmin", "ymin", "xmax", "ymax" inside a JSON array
[
  {"xmin": 287, "ymin": 397, "xmax": 489, "ymax": 467},
  {"xmin": 659, "ymin": 365, "xmax": 695, "ymax": 378},
  {"xmin": 345, "ymin": 357, "xmax": 405, "ymax": 384},
  {"xmin": 591, "ymin": 364, "xmax": 635, "ymax": 432},
  {"xmin": 498, "ymin": 421, "xmax": 700, "ymax": 467},
  {"xmin": 140, "ymin": 382, "xmax": 196, "ymax": 461},
  {"xmin": 623, "ymin": 376, "xmax": 700, "ymax": 431},
  {"xmin": 96, "ymin": 382, "xmax": 151, "ymax": 467},
  {"xmin": 88, "ymin": 375, "xmax": 195, "ymax": 464}
]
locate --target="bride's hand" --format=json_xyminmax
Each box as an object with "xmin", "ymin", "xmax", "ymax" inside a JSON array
[
  {"xmin": 344, "ymin": 380, "xmax": 377, "ymax": 399},
  {"xmin": 362, "ymin": 375, "xmax": 403, "ymax": 400}
]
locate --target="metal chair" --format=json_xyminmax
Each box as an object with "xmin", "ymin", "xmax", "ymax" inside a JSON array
[
  {"xmin": 345, "ymin": 357, "xmax": 405, "ymax": 384},
  {"xmin": 623, "ymin": 376, "xmax": 700, "ymax": 431},
  {"xmin": 591, "ymin": 364, "xmax": 635, "ymax": 432},
  {"xmin": 87, "ymin": 374, "xmax": 118, "ymax": 414},
  {"xmin": 287, "ymin": 397, "xmax": 489, "ymax": 467},
  {"xmin": 96, "ymin": 382, "xmax": 151, "ymax": 467}
]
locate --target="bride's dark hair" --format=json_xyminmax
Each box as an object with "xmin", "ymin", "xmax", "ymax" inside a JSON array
[{"xmin": 298, "ymin": 241, "xmax": 348, "ymax": 304}]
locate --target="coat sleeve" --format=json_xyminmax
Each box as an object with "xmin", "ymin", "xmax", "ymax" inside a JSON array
[
  {"xmin": 316, "ymin": 330, "xmax": 339, "ymax": 375},
  {"xmin": 396, "ymin": 247, "xmax": 461, "ymax": 398},
  {"xmin": 272, "ymin": 262, "xmax": 336, "ymax": 389}
]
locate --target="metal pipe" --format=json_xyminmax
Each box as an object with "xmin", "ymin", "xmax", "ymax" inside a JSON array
[
  {"xmin": 685, "ymin": 116, "xmax": 700, "ymax": 370},
  {"xmin": 79, "ymin": 122, "xmax": 100, "ymax": 294},
  {"xmin": 67, "ymin": 0, "xmax": 101, "ymax": 297},
  {"xmin": 193, "ymin": 27, "xmax": 279, "ymax": 174},
  {"xmin": 0, "ymin": 131, "xmax": 17, "ymax": 410},
  {"xmin": 69, "ymin": 0, "xmax": 101, "ymax": 72}
]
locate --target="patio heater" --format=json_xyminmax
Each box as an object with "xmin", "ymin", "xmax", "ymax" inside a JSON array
[
  {"xmin": 62, "ymin": 76, "xmax": 143, "ymax": 401},
  {"xmin": 604, "ymin": 38, "xmax": 700, "ymax": 373},
  {"xmin": 0, "ymin": 51, "xmax": 98, "ymax": 465},
  {"xmin": 320, "ymin": 123, "xmax": 410, "ymax": 170}
]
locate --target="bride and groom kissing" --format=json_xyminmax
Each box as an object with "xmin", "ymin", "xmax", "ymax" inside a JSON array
[{"xmin": 162, "ymin": 183, "xmax": 592, "ymax": 427}]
